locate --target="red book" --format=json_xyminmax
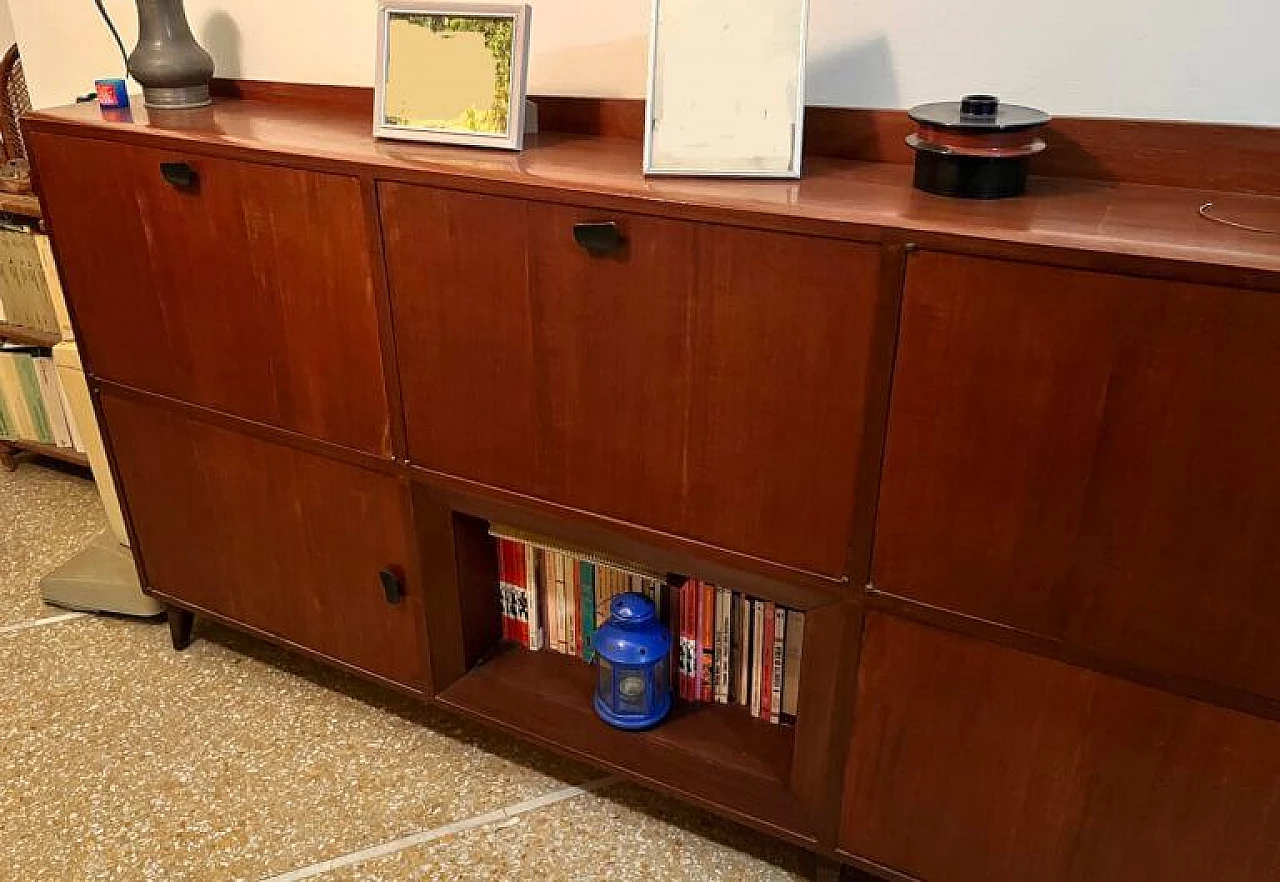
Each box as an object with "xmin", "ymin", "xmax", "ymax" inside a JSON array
[
  {"xmin": 760, "ymin": 600, "xmax": 776, "ymax": 722},
  {"xmin": 497, "ymin": 538, "xmax": 513, "ymax": 642},
  {"xmin": 704, "ymin": 583, "xmax": 715, "ymax": 702},
  {"xmin": 511, "ymin": 540, "xmax": 530, "ymax": 647},
  {"xmin": 687, "ymin": 581, "xmax": 700, "ymax": 702},
  {"xmin": 680, "ymin": 581, "xmax": 696, "ymax": 701}
]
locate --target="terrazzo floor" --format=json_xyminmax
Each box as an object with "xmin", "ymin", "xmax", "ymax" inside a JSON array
[{"xmin": 1, "ymin": 463, "xmax": 813, "ymax": 881}]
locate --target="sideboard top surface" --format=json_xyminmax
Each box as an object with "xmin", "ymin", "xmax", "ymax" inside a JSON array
[{"xmin": 27, "ymin": 98, "xmax": 1280, "ymax": 279}]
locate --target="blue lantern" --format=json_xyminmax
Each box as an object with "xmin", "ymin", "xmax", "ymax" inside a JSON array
[{"xmin": 593, "ymin": 592, "xmax": 672, "ymax": 730}]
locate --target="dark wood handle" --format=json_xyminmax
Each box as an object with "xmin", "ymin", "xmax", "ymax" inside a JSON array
[
  {"xmin": 573, "ymin": 221, "xmax": 624, "ymax": 256},
  {"xmin": 160, "ymin": 161, "xmax": 198, "ymax": 190},
  {"xmin": 378, "ymin": 569, "xmax": 404, "ymax": 605}
]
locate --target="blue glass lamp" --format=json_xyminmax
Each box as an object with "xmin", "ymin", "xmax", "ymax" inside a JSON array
[{"xmin": 593, "ymin": 592, "xmax": 672, "ymax": 730}]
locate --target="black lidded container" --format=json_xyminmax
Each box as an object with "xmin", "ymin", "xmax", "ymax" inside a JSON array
[{"xmin": 906, "ymin": 94, "xmax": 1050, "ymax": 199}]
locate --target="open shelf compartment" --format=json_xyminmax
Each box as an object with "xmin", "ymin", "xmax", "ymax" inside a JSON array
[{"xmin": 438, "ymin": 511, "xmax": 815, "ymax": 843}]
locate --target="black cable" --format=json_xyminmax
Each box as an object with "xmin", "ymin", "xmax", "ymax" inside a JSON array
[{"xmin": 94, "ymin": 0, "xmax": 130, "ymax": 77}]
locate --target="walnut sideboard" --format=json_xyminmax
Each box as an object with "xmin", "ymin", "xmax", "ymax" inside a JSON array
[{"xmin": 25, "ymin": 88, "xmax": 1280, "ymax": 882}]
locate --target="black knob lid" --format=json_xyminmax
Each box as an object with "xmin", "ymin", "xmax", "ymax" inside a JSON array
[
  {"xmin": 960, "ymin": 95, "xmax": 999, "ymax": 119},
  {"xmin": 379, "ymin": 569, "xmax": 405, "ymax": 605}
]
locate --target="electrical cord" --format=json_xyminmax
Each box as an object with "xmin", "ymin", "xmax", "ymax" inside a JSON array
[
  {"xmin": 94, "ymin": 0, "xmax": 130, "ymax": 77},
  {"xmin": 1199, "ymin": 202, "xmax": 1280, "ymax": 236}
]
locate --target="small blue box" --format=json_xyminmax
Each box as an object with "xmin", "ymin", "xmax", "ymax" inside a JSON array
[{"xmin": 95, "ymin": 79, "xmax": 130, "ymax": 109}]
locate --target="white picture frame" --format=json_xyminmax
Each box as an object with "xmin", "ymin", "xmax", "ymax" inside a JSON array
[
  {"xmin": 644, "ymin": 0, "xmax": 809, "ymax": 178},
  {"xmin": 374, "ymin": 2, "xmax": 531, "ymax": 150}
]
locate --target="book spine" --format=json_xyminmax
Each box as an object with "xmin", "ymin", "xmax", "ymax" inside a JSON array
[
  {"xmin": 568, "ymin": 555, "xmax": 580, "ymax": 656},
  {"xmin": 33, "ymin": 357, "xmax": 70, "ymax": 447},
  {"xmin": 15, "ymin": 354, "xmax": 52, "ymax": 443},
  {"xmin": 728, "ymin": 592, "xmax": 742, "ymax": 705},
  {"xmin": 513, "ymin": 539, "xmax": 531, "ymax": 647},
  {"xmin": 750, "ymin": 600, "xmax": 763, "ymax": 718},
  {"xmin": 781, "ymin": 609, "xmax": 805, "ymax": 723},
  {"xmin": 760, "ymin": 601, "xmax": 776, "ymax": 723},
  {"xmin": 497, "ymin": 538, "xmax": 513, "ymax": 642},
  {"xmin": 714, "ymin": 587, "xmax": 731, "ymax": 704},
  {"xmin": 0, "ymin": 355, "xmax": 30, "ymax": 439},
  {"xmin": 580, "ymin": 560, "xmax": 596, "ymax": 660},
  {"xmin": 674, "ymin": 583, "xmax": 686, "ymax": 700},
  {"xmin": 770, "ymin": 605, "xmax": 786, "ymax": 725},
  {"xmin": 699, "ymin": 581, "xmax": 715, "ymax": 702},
  {"xmin": 555, "ymin": 553, "xmax": 569, "ymax": 654},
  {"xmin": 34, "ymin": 234, "xmax": 72, "ymax": 340},
  {"xmin": 525, "ymin": 544, "xmax": 542, "ymax": 650},
  {"xmin": 56, "ymin": 372, "xmax": 85, "ymax": 453},
  {"xmin": 0, "ymin": 369, "xmax": 10, "ymax": 440},
  {"xmin": 737, "ymin": 594, "xmax": 751, "ymax": 707},
  {"xmin": 682, "ymin": 580, "xmax": 697, "ymax": 701}
]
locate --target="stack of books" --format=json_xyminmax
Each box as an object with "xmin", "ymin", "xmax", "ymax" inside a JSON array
[
  {"xmin": 0, "ymin": 345, "xmax": 83, "ymax": 451},
  {"xmin": 494, "ymin": 531, "xmax": 803, "ymax": 726},
  {"xmin": 0, "ymin": 228, "xmax": 61, "ymax": 336},
  {"xmin": 496, "ymin": 534, "xmax": 662, "ymax": 661},
  {"xmin": 672, "ymin": 581, "xmax": 804, "ymax": 725}
]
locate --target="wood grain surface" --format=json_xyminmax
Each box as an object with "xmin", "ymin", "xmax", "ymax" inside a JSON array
[
  {"xmin": 381, "ymin": 183, "xmax": 884, "ymax": 577},
  {"xmin": 31, "ymin": 131, "xmax": 392, "ymax": 455},
  {"xmin": 25, "ymin": 99, "xmax": 1280, "ymax": 282},
  {"xmin": 101, "ymin": 391, "xmax": 429, "ymax": 689},
  {"xmin": 873, "ymin": 251, "xmax": 1280, "ymax": 703},
  {"xmin": 842, "ymin": 615, "xmax": 1280, "ymax": 882}
]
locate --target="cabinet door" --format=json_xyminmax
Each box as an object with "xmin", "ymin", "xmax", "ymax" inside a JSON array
[
  {"xmin": 101, "ymin": 392, "xmax": 428, "ymax": 690},
  {"xmin": 31, "ymin": 133, "xmax": 391, "ymax": 455},
  {"xmin": 874, "ymin": 252, "xmax": 1280, "ymax": 700},
  {"xmin": 842, "ymin": 615, "xmax": 1280, "ymax": 882},
  {"xmin": 381, "ymin": 185, "xmax": 883, "ymax": 577}
]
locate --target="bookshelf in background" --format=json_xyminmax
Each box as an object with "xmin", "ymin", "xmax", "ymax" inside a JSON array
[{"xmin": 0, "ymin": 215, "xmax": 87, "ymax": 471}]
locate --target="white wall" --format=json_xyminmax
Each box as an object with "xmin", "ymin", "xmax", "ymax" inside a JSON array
[
  {"xmin": 9, "ymin": 0, "xmax": 1280, "ymax": 125},
  {"xmin": 0, "ymin": 1, "xmax": 12, "ymax": 55}
]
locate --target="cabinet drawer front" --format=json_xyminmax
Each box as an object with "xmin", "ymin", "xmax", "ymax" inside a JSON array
[
  {"xmin": 382, "ymin": 184, "xmax": 883, "ymax": 577},
  {"xmin": 874, "ymin": 251, "xmax": 1280, "ymax": 700},
  {"xmin": 843, "ymin": 615, "xmax": 1280, "ymax": 882},
  {"xmin": 102, "ymin": 393, "xmax": 427, "ymax": 689},
  {"xmin": 32, "ymin": 133, "xmax": 391, "ymax": 455}
]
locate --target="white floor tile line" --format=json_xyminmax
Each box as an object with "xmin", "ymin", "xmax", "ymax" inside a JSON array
[
  {"xmin": 260, "ymin": 775, "xmax": 621, "ymax": 882},
  {"xmin": 0, "ymin": 611, "xmax": 89, "ymax": 636}
]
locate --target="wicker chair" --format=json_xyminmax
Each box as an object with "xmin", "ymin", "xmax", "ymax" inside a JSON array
[{"xmin": 0, "ymin": 44, "xmax": 31, "ymax": 163}]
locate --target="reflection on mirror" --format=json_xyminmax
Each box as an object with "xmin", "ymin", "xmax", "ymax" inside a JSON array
[
  {"xmin": 374, "ymin": 3, "xmax": 530, "ymax": 150},
  {"xmin": 645, "ymin": 0, "xmax": 809, "ymax": 178}
]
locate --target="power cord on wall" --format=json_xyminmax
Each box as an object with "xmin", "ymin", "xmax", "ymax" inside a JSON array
[{"xmin": 94, "ymin": 0, "xmax": 130, "ymax": 76}]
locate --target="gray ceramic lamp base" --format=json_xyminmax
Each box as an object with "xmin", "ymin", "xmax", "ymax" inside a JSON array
[{"xmin": 143, "ymin": 84, "xmax": 211, "ymax": 109}]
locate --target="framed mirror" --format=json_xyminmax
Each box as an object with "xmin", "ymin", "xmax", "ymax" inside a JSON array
[
  {"xmin": 644, "ymin": 0, "xmax": 809, "ymax": 178},
  {"xmin": 374, "ymin": 2, "xmax": 531, "ymax": 150}
]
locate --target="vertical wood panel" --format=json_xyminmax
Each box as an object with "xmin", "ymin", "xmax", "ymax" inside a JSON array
[
  {"xmin": 102, "ymin": 392, "xmax": 428, "ymax": 689},
  {"xmin": 842, "ymin": 615, "xmax": 1280, "ymax": 882},
  {"xmin": 32, "ymin": 132, "xmax": 391, "ymax": 455},
  {"xmin": 874, "ymin": 251, "xmax": 1280, "ymax": 701},
  {"xmin": 383, "ymin": 183, "xmax": 884, "ymax": 577}
]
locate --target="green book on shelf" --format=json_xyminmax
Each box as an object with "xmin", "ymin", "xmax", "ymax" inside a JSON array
[
  {"xmin": 0, "ymin": 375, "xmax": 11, "ymax": 440},
  {"xmin": 0, "ymin": 352, "xmax": 31, "ymax": 440},
  {"xmin": 12, "ymin": 350, "xmax": 52, "ymax": 443},
  {"xmin": 580, "ymin": 560, "xmax": 596, "ymax": 661}
]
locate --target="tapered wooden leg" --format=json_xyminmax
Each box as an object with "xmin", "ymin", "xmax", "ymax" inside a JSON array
[
  {"xmin": 815, "ymin": 856, "xmax": 843, "ymax": 882},
  {"xmin": 166, "ymin": 606, "xmax": 195, "ymax": 650}
]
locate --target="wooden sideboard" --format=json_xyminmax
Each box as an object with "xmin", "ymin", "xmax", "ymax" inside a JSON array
[{"xmin": 25, "ymin": 91, "xmax": 1280, "ymax": 882}]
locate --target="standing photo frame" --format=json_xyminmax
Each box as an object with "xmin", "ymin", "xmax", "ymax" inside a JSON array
[
  {"xmin": 374, "ymin": 2, "xmax": 531, "ymax": 150},
  {"xmin": 644, "ymin": 0, "xmax": 809, "ymax": 178}
]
